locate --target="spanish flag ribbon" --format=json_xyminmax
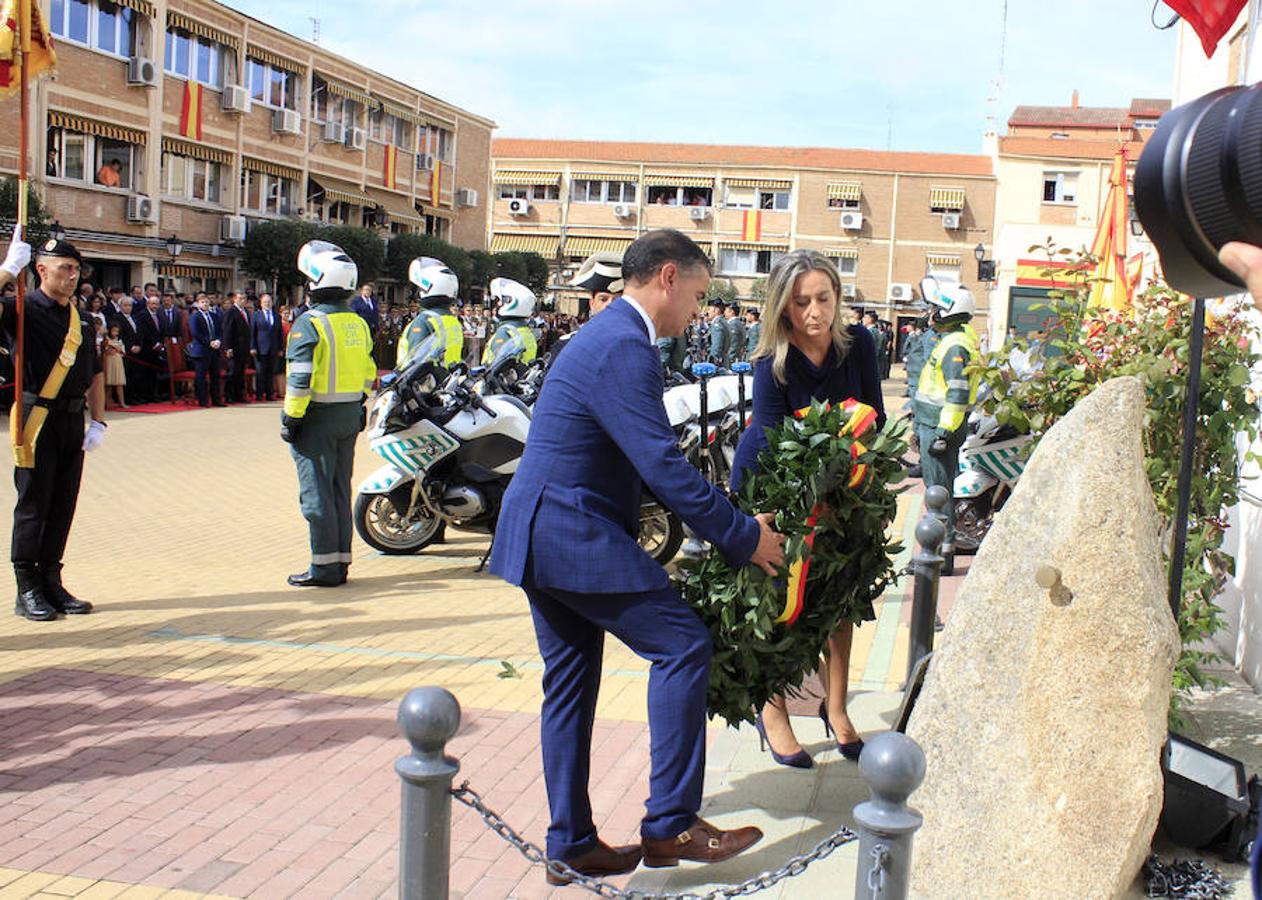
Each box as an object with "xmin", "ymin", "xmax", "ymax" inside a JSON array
[
  {"xmin": 776, "ymin": 398, "xmax": 879, "ymax": 626},
  {"xmin": 0, "ymin": 0, "xmax": 56, "ymax": 98},
  {"xmin": 383, "ymin": 144, "xmax": 397, "ymax": 190},
  {"xmin": 741, "ymin": 209, "xmax": 762, "ymax": 242},
  {"xmin": 179, "ymin": 81, "xmax": 203, "ymax": 141},
  {"xmin": 430, "ymin": 159, "xmax": 442, "ymax": 206}
]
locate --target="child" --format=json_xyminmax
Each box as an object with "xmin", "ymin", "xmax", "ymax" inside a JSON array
[{"xmin": 102, "ymin": 322, "xmax": 127, "ymax": 409}]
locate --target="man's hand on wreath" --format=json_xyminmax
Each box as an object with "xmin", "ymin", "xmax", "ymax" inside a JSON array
[{"xmin": 749, "ymin": 511, "xmax": 785, "ymax": 576}]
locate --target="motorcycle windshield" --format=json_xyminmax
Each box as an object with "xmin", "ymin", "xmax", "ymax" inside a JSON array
[{"xmin": 399, "ymin": 333, "xmax": 444, "ymax": 369}]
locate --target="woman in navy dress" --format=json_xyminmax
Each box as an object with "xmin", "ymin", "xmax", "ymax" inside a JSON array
[{"xmin": 730, "ymin": 250, "xmax": 885, "ymax": 767}]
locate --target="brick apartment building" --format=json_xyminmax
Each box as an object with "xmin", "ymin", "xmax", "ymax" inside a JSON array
[
  {"xmin": 491, "ymin": 138, "xmax": 995, "ymax": 334},
  {"xmin": 0, "ymin": 0, "xmax": 493, "ymax": 298}
]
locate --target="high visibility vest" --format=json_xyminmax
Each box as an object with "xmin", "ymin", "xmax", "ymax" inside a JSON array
[
  {"xmin": 916, "ymin": 324, "xmax": 980, "ymax": 432},
  {"xmin": 396, "ymin": 309, "xmax": 463, "ymax": 368},
  {"xmin": 306, "ymin": 310, "xmax": 376, "ymax": 404},
  {"xmin": 483, "ymin": 321, "xmax": 537, "ymax": 365}
]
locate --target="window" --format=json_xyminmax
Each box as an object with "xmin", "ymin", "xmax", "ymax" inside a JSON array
[
  {"xmin": 758, "ymin": 189, "xmax": 790, "ymax": 211},
  {"xmin": 570, "ymin": 180, "xmax": 635, "ymax": 204},
  {"xmin": 161, "ymin": 152, "xmax": 224, "ymax": 204},
  {"xmin": 424, "ymin": 214, "xmax": 449, "ymax": 240},
  {"xmin": 647, "ymin": 185, "xmax": 711, "ymax": 206},
  {"xmin": 47, "ymin": 126, "xmax": 137, "ymax": 189},
  {"xmin": 431, "ymin": 127, "xmax": 453, "ymax": 163},
  {"xmin": 830, "ymin": 255, "xmax": 858, "ymax": 277},
  {"xmin": 1042, "ymin": 171, "xmax": 1078, "ymax": 204},
  {"xmin": 49, "ymin": 0, "xmax": 135, "ymax": 56},
  {"xmin": 828, "ymin": 197, "xmax": 860, "ymax": 210},
  {"xmin": 368, "ymin": 110, "xmax": 411, "ymax": 148},
  {"xmin": 718, "ymin": 248, "xmax": 783, "ymax": 275},
  {"xmin": 247, "ymin": 58, "xmax": 299, "ymax": 111},
  {"xmin": 927, "ymin": 261, "xmax": 961, "ymax": 281},
  {"xmin": 498, "ymin": 184, "xmax": 558, "ymax": 201},
  {"xmin": 240, "ymin": 170, "xmax": 295, "ymax": 215},
  {"xmin": 724, "ymin": 186, "xmax": 755, "ymax": 209},
  {"xmin": 164, "ymin": 27, "xmax": 225, "ymax": 88}
]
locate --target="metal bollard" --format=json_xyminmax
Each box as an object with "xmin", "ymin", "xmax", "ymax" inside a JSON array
[
  {"xmin": 731, "ymin": 360, "xmax": 751, "ymax": 432},
  {"xmin": 396, "ymin": 687, "xmax": 462, "ymax": 900},
  {"xmin": 692, "ymin": 362, "xmax": 717, "ymax": 482},
  {"xmin": 922, "ymin": 485, "xmax": 953, "ymax": 576},
  {"xmin": 906, "ymin": 510, "xmax": 946, "ymax": 685},
  {"xmin": 852, "ymin": 731, "xmax": 927, "ymax": 900}
]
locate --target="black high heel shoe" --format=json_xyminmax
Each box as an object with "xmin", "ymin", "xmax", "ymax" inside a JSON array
[
  {"xmin": 754, "ymin": 712, "xmax": 813, "ymax": 769},
  {"xmin": 818, "ymin": 700, "xmax": 864, "ymax": 761}
]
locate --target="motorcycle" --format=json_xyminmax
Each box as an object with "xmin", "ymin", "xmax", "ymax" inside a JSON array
[{"xmin": 953, "ymin": 408, "xmax": 1031, "ymax": 552}]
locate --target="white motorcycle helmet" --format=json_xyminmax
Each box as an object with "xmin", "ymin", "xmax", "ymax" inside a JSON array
[
  {"xmin": 408, "ymin": 256, "xmax": 459, "ymax": 307},
  {"xmin": 919, "ymin": 276, "xmax": 975, "ymax": 323},
  {"xmin": 297, "ymin": 240, "xmax": 358, "ymax": 297},
  {"xmin": 491, "ymin": 277, "xmax": 536, "ymax": 319}
]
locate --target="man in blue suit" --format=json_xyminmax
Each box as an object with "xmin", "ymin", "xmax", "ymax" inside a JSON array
[
  {"xmin": 490, "ymin": 229, "xmax": 784, "ymax": 885},
  {"xmin": 250, "ymin": 292, "xmax": 284, "ymax": 401},
  {"xmin": 351, "ymin": 284, "xmax": 379, "ymax": 335},
  {"xmin": 186, "ymin": 292, "xmax": 224, "ymax": 407}
]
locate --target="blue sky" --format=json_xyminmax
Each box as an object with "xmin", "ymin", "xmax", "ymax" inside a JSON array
[{"xmin": 222, "ymin": 0, "xmax": 1180, "ymax": 155}]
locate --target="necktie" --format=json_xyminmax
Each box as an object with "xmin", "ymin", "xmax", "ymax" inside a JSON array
[{"xmin": 267, "ymin": 311, "xmax": 272, "ymax": 327}]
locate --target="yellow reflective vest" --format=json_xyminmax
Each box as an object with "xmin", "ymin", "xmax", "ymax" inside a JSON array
[
  {"xmin": 397, "ymin": 309, "xmax": 463, "ymax": 368},
  {"xmin": 482, "ymin": 321, "xmax": 537, "ymax": 365},
  {"xmin": 284, "ymin": 306, "xmax": 378, "ymax": 418},
  {"xmin": 915, "ymin": 323, "xmax": 980, "ymax": 433}
]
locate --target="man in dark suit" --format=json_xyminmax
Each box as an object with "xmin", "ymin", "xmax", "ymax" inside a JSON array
[
  {"xmin": 489, "ymin": 230, "xmax": 784, "ymax": 885},
  {"xmin": 186, "ymin": 292, "xmax": 224, "ymax": 407},
  {"xmin": 134, "ymin": 294, "xmax": 165, "ymax": 403},
  {"xmin": 158, "ymin": 291, "xmax": 182, "ymax": 338},
  {"xmin": 351, "ymin": 283, "xmax": 379, "ymax": 335},
  {"xmin": 250, "ymin": 292, "xmax": 284, "ymax": 401},
  {"xmin": 220, "ymin": 291, "xmax": 252, "ymax": 403}
]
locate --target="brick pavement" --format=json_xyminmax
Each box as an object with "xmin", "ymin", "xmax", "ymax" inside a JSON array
[{"xmin": 0, "ymin": 380, "xmax": 945, "ymax": 898}]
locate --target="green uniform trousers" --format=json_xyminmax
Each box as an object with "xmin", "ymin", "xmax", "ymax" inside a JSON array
[
  {"xmin": 915, "ymin": 422, "xmax": 966, "ymax": 548},
  {"xmin": 291, "ymin": 401, "xmax": 361, "ymax": 579}
]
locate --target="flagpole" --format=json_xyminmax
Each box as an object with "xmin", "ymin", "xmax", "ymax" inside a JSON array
[
  {"xmin": 1167, "ymin": 296, "xmax": 1206, "ymax": 622},
  {"xmin": 12, "ymin": 0, "xmax": 31, "ymax": 452}
]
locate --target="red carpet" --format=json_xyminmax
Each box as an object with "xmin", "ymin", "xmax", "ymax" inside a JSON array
[{"xmin": 119, "ymin": 401, "xmax": 198, "ymax": 415}]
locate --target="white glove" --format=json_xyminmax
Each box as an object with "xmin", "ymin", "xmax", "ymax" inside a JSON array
[
  {"xmin": 2, "ymin": 226, "xmax": 31, "ymax": 279},
  {"xmin": 82, "ymin": 419, "xmax": 106, "ymax": 452}
]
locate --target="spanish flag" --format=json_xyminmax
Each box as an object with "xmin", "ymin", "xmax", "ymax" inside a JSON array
[
  {"xmin": 383, "ymin": 144, "xmax": 398, "ymax": 190},
  {"xmin": 0, "ymin": 0, "xmax": 57, "ymax": 98},
  {"xmin": 179, "ymin": 81, "xmax": 203, "ymax": 141},
  {"xmin": 430, "ymin": 159, "xmax": 442, "ymax": 206},
  {"xmin": 741, "ymin": 209, "xmax": 761, "ymax": 242}
]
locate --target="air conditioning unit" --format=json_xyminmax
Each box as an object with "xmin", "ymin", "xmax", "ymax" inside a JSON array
[
  {"xmin": 840, "ymin": 283, "xmax": 857, "ymax": 299},
  {"xmin": 126, "ymin": 194, "xmax": 156, "ymax": 224},
  {"xmin": 322, "ymin": 121, "xmax": 346, "ymax": 143},
  {"xmin": 889, "ymin": 282, "xmax": 913, "ymax": 302},
  {"xmin": 126, "ymin": 56, "xmax": 157, "ymax": 88},
  {"xmin": 942, "ymin": 212, "xmax": 962, "ymax": 230},
  {"xmin": 508, "ymin": 198, "xmax": 531, "ymax": 216},
  {"xmin": 839, "ymin": 211, "xmax": 864, "ymax": 231},
  {"xmin": 272, "ymin": 108, "xmax": 302, "ymax": 135},
  {"xmin": 220, "ymin": 215, "xmax": 248, "ymax": 243},
  {"xmin": 345, "ymin": 127, "xmax": 366, "ymax": 151},
  {"xmin": 688, "ymin": 206, "xmax": 709, "ymax": 221},
  {"xmin": 456, "ymin": 188, "xmax": 478, "ymax": 208},
  {"xmin": 612, "ymin": 202, "xmax": 633, "ymax": 219},
  {"xmin": 416, "ymin": 152, "xmax": 435, "ymax": 171},
  {"xmin": 221, "ymin": 84, "xmax": 249, "ymax": 113}
]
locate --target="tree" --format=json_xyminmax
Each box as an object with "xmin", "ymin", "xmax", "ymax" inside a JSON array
[
  {"xmin": 322, "ymin": 225, "xmax": 384, "ymax": 285},
  {"xmin": 749, "ymin": 277, "xmax": 770, "ymax": 304},
  {"xmin": 521, "ymin": 252, "xmax": 551, "ymax": 298},
  {"xmin": 385, "ymin": 233, "xmax": 472, "ymax": 298},
  {"xmin": 0, "ymin": 177, "xmax": 55, "ymax": 250},
  {"xmin": 492, "ymin": 251, "xmax": 529, "ymax": 286},
  {"xmin": 705, "ymin": 277, "xmax": 738, "ymax": 305},
  {"xmin": 240, "ymin": 219, "xmax": 317, "ymax": 293}
]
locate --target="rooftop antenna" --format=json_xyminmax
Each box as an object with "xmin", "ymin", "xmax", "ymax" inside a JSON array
[
  {"xmin": 886, "ymin": 102, "xmax": 893, "ymax": 151},
  {"xmin": 984, "ymin": 0, "xmax": 1009, "ymax": 134},
  {"xmin": 310, "ymin": 17, "xmax": 321, "ymax": 45}
]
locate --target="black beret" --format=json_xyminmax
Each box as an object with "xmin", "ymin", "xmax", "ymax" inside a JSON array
[
  {"xmin": 707, "ymin": 298, "xmax": 726, "ymax": 309},
  {"xmin": 37, "ymin": 238, "xmax": 83, "ymax": 265}
]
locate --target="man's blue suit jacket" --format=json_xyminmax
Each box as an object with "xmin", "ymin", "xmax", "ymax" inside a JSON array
[
  {"xmin": 489, "ymin": 297, "xmax": 759, "ymax": 594},
  {"xmin": 186, "ymin": 308, "xmax": 219, "ymax": 360},
  {"xmin": 351, "ymin": 296, "xmax": 379, "ymax": 334}
]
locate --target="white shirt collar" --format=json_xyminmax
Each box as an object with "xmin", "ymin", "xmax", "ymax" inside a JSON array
[{"xmin": 621, "ymin": 295, "xmax": 656, "ymax": 344}]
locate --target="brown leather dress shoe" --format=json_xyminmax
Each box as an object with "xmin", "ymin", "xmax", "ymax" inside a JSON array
[
  {"xmin": 642, "ymin": 817, "xmax": 763, "ymax": 867},
  {"xmin": 545, "ymin": 839, "xmax": 643, "ymax": 886}
]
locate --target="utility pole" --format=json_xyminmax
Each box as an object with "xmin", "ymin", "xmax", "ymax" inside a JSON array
[{"xmin": 309, "ymin": 17, "xmax": 320, "ymax": 45}]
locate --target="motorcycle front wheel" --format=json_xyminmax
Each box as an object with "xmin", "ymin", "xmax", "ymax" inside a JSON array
[
  {"xmin": 354, "ymin": 492, "xmax": 444, "ymax": 554},
  {"xmin": 639, "ymin": 500, "xmax": 684, "ymax": 565}
]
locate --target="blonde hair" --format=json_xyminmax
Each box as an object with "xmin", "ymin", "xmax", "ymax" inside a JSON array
[{"xmin": 751, "ymin": 250, "xmax": 853, "ymax": 385}]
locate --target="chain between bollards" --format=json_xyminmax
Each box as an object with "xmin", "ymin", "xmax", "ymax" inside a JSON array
[{"xmin": 906, "ymin": 486, "xmax": 948, "ymax": 686}]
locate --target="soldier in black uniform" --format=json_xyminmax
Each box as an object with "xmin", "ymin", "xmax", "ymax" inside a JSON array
[{"xmin": 0, "ymin": 236, "xmax": 106, "ymax": 621}]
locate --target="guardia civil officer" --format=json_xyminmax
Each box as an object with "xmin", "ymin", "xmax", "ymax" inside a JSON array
[
  {"xmin": 913, "ymin": 277, "xmax": 980, "ymax": 574},
  {"xmin": 482, "ymin": 278, "xmax": 539, "ymax": 365},
  {"xmin": 281, "ymin": 241, "xmax": 377, "ymax": 587},
  {"xmin": 549, "ymin": 251, "xmax": 622, "ymax": 369},
  {"xmin": 0, "ymin": 233, "xmax": 106, "ymax": 621},
  {"xmin": 705, "ymin": 298, "xmax": 727, "ymax": 367},
  {"xmin": 395, "ymin": 257, "xmax": 463, "ymax": 369}
]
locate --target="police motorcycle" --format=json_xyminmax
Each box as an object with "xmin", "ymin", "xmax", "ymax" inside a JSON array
[{"xmin": 952, "ymin": 388, "xmax": 1032, "ymax": 553}]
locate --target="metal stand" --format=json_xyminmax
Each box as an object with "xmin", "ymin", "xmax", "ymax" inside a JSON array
[
  {"xmin": 732, "ymin": 360, "xmax": 751, "ymax": 432},
  {"xmin": 922, "ymin": 485, "xmax": 952, "ymax": 576},
  {"xmin": 853, "ymin": 732, "xmax": 927, "ymax": 900},
  {"xmin": 906, "ymin": 509, "xmax": 946, "ymax": 686},
  {"xmin": 396, "ymin": 687, "xmax": 461, "ymax": 900},
  {"xmin": 1167, "ymin": 296, "xmax": 1205, "ymax": 622}
]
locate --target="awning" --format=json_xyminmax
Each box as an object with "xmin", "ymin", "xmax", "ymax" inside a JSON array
[
  {"xmin": 644, "ymin": 173, "xmax": 714, "ymax": 188},
  {"xmin": 242, "ymin": 156, "xmax": 302, "ymax": 181},
  {"xmin": 246, "ymin": 44, "xmax": 306, "ymax": 74},
  {"xmin": 929, "ymin": 187, "xmax": 966, "ymax": 210},
  {"xmin": 926, "ymin": 253, "xmax": 962, "ymax": 267},
  {"xmin": 572, "ymin": 172, "xmax": 639, "ymax": 183},
  {"xmin": 318, "ymin": 74, "xmax": 373, "ymax": 108},
  {"xmin": 416, "ymin": 203, "xmax": 453, "ymax": 221},
  {"xmin": 161, "ymin": 137, "xmax": 232, "ymax": 165},
  {"xmin": 495, "ymin": 170, "xmax": 561, "ymax": 186},
  {"xmin": 725, "ymin": 177, "xmax": 792, "ymax": 190},
  {"xmin": 717, "ymin": 241, "xmax": 789, "ymax": 252},
  {"xmin": 310, "ymin": 175, "xmax": 373, "ymax": 206},
  {"xmin": 565, "ymin": 236, "xmax": 633, "ymax": 256},
  {"xmin": 156, "ymin": 263, "xmax": 233, "ymax": 279},
  {"xmin": 115, "ymin": 0, "xmax": 155, "ymax": 18},
  {"xmin": 827, "ymin": 181, "xmax": 863, "ymax": 201},
  {"xmin": 367, "ymin": 187, "xmax": 425, "ymax": 227},
  {"xmin": 823, "ymin": 247, "xmax": 859, "ymax": 259},
  {"xmin": 490, "ymin": 233, "xmax": 560, "ymax": 255},
  {"xmin": 166, "ymin": 11, "xmax": 239, "ymax": 51},
  {"xmin": 377, "ymin": 99, "xmax": 427, "ymax": 127},
  {"xmin": 48, "ymin": 110, "xmax": 145, "ymax": 145}
]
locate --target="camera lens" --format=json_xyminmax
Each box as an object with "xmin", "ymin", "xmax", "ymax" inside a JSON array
[{"xmin": 1134, "ymin": 83, "xmax": 1262, "ymax": 297}]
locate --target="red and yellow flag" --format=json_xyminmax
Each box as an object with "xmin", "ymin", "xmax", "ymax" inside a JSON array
[
  {"xmin": 1087, "ymin": 148, "xmax": 1132, "ymax": 311},
  {"xmin": 0, "ymin": 0, "xmax": 57, "ymax": 97},
  {"xmin": 179, "ymin": 81, "xmax": 203, "ymax": 141},
  {"xmin": 383, "ymin": 144, "xmax": 397, "ymax": 190},
  {"xmin": 430, "ymin": 159, "xmax": 442, "ymax": 206},
  {"xmin": 741, "ymin": 209, "xmax": 762, "ymax": 242}
]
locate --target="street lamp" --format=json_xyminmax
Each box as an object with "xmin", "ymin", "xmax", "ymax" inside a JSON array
[
  {"xmin": 49, "ymin": 220, "xmax": 65, "ymax": 242},
  {"xmin": 165, "ymin": 234, "xmax": 183, "ymax": 258},
  {"xmin": 973, "ymin": 242, "xmax": 985, "ymax": 262},
  {"xmin": 974, "ymin": 243, "xmax": 996, "ymax": 282}
]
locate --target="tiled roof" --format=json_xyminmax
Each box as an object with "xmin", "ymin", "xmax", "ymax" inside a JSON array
[
  {"xmin": 998, "ymin": 136, "xmax": 1147, "ymax": 161},
  {"xmin": 1129, "ymin": 98, "xmax": 1172, "ymax": 118},
  {"xmin": 1008, "ymin": 105, "xmax": 1132, "ymax": 128},
  {"xmin": 491, "ymin": 139, "xmax": 994, "ymax": 177}
]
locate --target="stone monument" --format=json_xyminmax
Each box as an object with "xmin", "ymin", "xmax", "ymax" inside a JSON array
[{"xmin": 906, "ymin": 376, "xmax": 1180, "ymax": 899}]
